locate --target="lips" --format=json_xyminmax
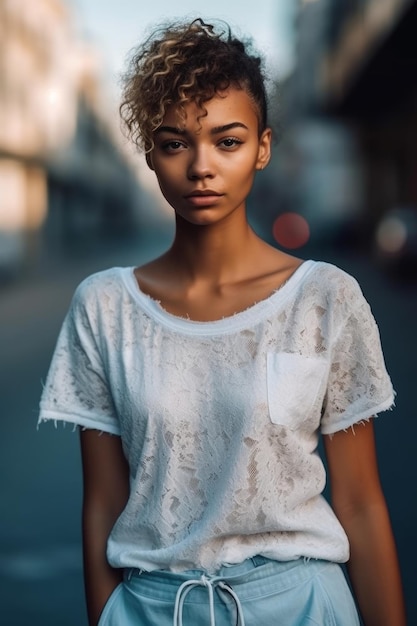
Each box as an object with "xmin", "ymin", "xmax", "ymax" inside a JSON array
[
  {"xmin": 184, "ymin": 190, "xmax": 224, "ymax": 207},
  {"xmin": 185, "ymin": 190, "xmax": 222, "ymax": 198}
]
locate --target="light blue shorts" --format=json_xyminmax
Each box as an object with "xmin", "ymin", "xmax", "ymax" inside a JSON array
[{"xmin": 98, "ymin": 556, "xmax": 360, "ymax": 626}]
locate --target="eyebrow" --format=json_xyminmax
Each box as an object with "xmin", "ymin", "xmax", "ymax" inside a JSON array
[
  {"xmin": 155, "ymin": 126, "xmax": 186, "ymax": 136},
  {"xmin": 211, "ymin": 122, "xmax": 249, "ymax": 134},
  {"xmin": 155, "ymin": 122, "xmax": 249, "ymax": 136}
]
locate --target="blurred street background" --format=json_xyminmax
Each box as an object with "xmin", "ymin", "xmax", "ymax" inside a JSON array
[{"xmin": 1, "ymin": 0, "xmax": 416, "ymax": 624}]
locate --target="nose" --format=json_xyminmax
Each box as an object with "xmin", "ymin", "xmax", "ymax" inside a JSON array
[{"xmin": 187, "ymin": 147, "xmax": 215, "ymax": 180}]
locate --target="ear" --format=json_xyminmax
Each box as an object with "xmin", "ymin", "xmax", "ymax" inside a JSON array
[
  {"xmin": 256, "ymin": 127, "xmax": 272, "ymax": 171},
  {"xmin": 146, "ymin": 152, "xmax": 155, "ymax": 171}
]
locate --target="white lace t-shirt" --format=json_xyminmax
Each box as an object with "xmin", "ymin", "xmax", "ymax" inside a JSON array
[{"xmin": 38, "ymin": 260, "xmax": 394, "ymax": 574}]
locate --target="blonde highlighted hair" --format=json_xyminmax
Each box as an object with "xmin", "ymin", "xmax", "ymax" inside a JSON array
[{"xmin": 120, "ymin": 18, "xmax": 269, "ymax": 152}]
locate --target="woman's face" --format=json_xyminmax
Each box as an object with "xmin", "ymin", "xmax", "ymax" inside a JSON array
[{"xmin": 147, "ymin": 87, "xmax": 271, "ymax": 227}]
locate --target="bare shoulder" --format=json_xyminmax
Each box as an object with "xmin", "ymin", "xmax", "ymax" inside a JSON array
[
  {"xmin": 134, "ymin": 253, "xmax": 171, "ymax": 279},
  {"xmin": 133, "ymin": 252, "xmax": 181, "ymax": 299},
  {"xmin": 248, "ymin": 240, "xmax": 304, "ymax": 287}
]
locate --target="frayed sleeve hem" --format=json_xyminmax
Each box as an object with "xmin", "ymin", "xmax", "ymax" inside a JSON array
[
  {"xmin": 320, "ymin": 393, "xmax": 396, "ymax": 436},
  {"xmin": 37, "ymin": 410, "xmax": 121, "ymax": 436}
]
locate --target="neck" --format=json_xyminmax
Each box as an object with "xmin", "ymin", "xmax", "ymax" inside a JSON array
[{"xmin": 167, "ymin": 214, "xmax": 262, "ymax": 285}]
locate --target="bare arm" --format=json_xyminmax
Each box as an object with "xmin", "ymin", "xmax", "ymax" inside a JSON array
[
  {"xmin": 80, "ymin": 429, "xmax": 130, "ymax": 626},
  {"xmin": 323, "ymin": 421, "xmax": 406, "ymax": 626}
]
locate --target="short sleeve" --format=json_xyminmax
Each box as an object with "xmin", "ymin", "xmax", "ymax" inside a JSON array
[
  {"xmin": 320, "ymin": 277, "xmax": 395, "ymax": 435},
  {"xmin": 38, "ymin": 280, "xmax": 120, "ymax": 435}
]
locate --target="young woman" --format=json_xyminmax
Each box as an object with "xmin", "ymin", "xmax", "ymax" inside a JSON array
[{"xmin": 39, "ymin": 19, "xmax": 406, "ymax": 626}]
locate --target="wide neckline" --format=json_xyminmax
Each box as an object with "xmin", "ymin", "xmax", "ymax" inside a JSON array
[{"xmin": 122, "ymin": 260, "xmax": 316, "ymax": 336}]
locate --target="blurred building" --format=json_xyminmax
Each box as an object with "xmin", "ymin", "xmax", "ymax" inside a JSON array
[
  {"xmin": 0, "ymin": 0, "xmax": 140, "ymax": 277},
  {"xmin": 323, "ymin": 0, "xmax": 417, "ymax": 236},
  {"xmin": 275, "ymin": 0, "xmax": 417, "ymax": 262}
]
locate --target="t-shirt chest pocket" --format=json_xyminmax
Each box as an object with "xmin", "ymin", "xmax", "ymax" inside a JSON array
[{"xmin": 266, "ymin": 352, "xmax": 328, "ymax": 429}]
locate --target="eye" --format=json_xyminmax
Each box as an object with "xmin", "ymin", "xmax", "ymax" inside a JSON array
[
  {"xmin": 218, "ymin": 137, "xmax": 243, "ymax": 150},
  {"xmin": 161, "ymin": 140, "xmax": 187, "ymax": 153}
]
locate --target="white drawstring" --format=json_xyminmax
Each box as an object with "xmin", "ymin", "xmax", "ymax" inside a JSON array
[{"xmin": 173, "ymin": 574, "xmax": 245, "ymax": 626}]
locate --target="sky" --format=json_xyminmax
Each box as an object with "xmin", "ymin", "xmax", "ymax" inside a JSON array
[{"xmin": 67, "ymin": 0, "xmax": 296, "ymax": 100}]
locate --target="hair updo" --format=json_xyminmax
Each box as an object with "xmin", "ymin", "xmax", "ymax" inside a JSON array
[{"xmin": 120, "ymin": 18, "xmax": 269, "ymax": 152}]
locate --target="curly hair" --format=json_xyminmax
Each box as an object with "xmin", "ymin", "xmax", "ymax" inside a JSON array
[{"xmin": 120, "ymin": 18, "xmax": 269, "ymax": 152}]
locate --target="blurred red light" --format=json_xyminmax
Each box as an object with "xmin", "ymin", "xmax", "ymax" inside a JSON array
[{"xmin": 272, "ymin": 212, "xmax": 310, "ymax": 249}]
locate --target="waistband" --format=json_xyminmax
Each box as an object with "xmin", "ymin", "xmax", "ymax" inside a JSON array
[
  {"xmin": 124, "ymin": 557, "xmax": 335, "ymax": 626},
  {"xmin": 123, "ymin": 556, "xmax": 333, "ymax": 602}
]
